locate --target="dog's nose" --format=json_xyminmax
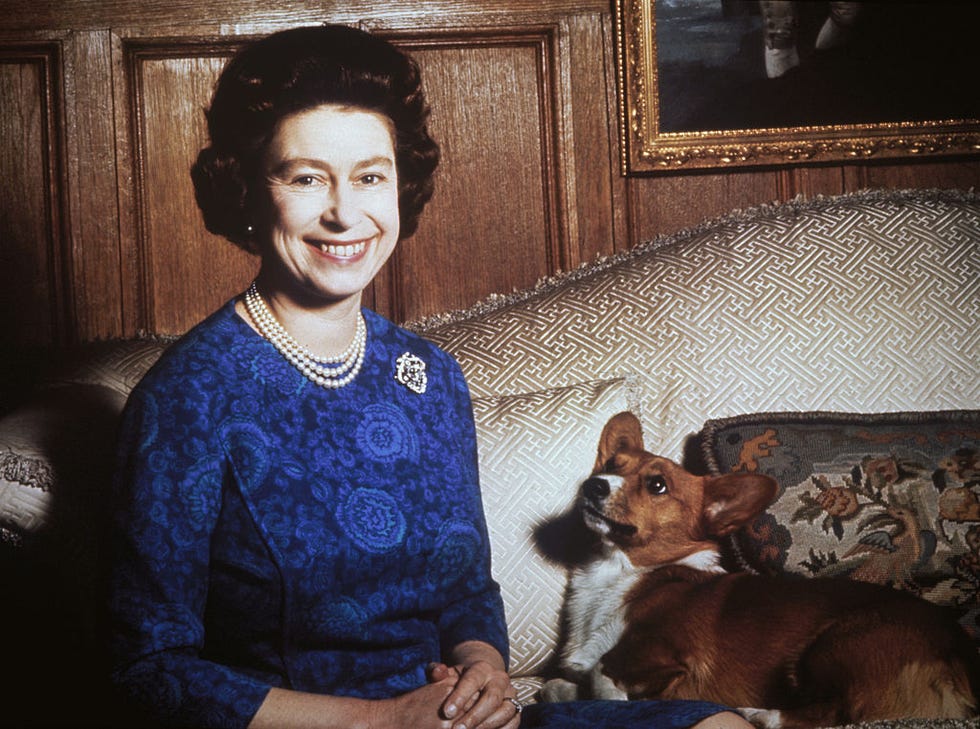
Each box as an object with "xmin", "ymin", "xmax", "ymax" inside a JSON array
[{"xmin": 582, "ymin": 477, "xmax": 610, "ymax": 500}]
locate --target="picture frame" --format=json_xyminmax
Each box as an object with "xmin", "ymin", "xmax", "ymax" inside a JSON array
[{"xmin": 615, "ymin": 0, "xmax": 980, "ymax": 174}]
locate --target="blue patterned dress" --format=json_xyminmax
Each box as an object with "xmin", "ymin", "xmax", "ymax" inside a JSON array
[
  {"xmin": 108, "ymin": 300, "xmax": 728, "ymax": 728},
  {"xmin": 109, "ymin": 302, "xmax": 507, "ymax": 726}
]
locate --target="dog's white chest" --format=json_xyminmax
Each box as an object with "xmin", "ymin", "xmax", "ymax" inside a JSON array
[{"xmin": 562, "ymin": 550, "xmax": 642, "ymax": 674}]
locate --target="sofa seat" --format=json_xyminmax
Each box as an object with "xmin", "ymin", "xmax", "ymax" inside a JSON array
[{"xmin": 1, "ymin": 188, "xmax": 977, "ymax": 727}]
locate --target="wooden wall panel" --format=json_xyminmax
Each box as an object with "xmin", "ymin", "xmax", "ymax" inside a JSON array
[
  {"xmin": 558, "ymin": 12, "xmax": 624, "ymax": 262},
  {"xmin": 389, "ymin": 33, "xmax": 560, "ymax": 322},
  {"xmin": 127, "ymin": 45, "xmax": 258, "ymax": 335},
  {"xmin": 63, "ymin": 30, "xmax": 125, "ymax": 341},
  {"xmin": 844, "ymin": 158, "xmax": 980, "ymax": 193},
  {"xmin": 0, "ymin": 45, "xmax": 65, "ymax": 347},
  {"xmin": 0, "ymin": 0, "xmax": 978, "ymax": 357},
  {"xmin": 627, "ymin": 169, "xmax": 781, "ymax": 242}
]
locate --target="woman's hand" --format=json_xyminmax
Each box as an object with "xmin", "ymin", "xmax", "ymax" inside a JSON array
[
  {"xmin": 370, "ymin": 678, "xmax": 461, "ymax": 729},
  {"xmin": 430, "ymin": 641, "xmax": 521, "ymax": 729},
  {"xmin": 691, "ymin": 711, "xmax": 756, "ymax": 729},
  {"xmin": 251, "ymin": 678, "xmax": 460, "ymax": 729}
]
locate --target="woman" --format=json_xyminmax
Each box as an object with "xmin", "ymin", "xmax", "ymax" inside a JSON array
[{"xmin": 108, "ymin": 24, "xmax": 751, "ymax": 729}]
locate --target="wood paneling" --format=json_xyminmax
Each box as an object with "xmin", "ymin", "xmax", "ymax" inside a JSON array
[
  {"xmin": 0, "ymin": 43, "xmax": 66, "ymax": 347},
  {"xmin": 1, "ymin": 0, "xmax": 978, "ymax": 350},
  {"xmin": 627, "ymin": 169, "xmax": 781, "ymax": 241},
  {"xmin": 64, "ymin": 29, "xmax": 124, "ymax": 341},
  {"xmin": 391, "ymin": 31, "xmax": 561, "ymax": 322},
  {"xmin": 125, "ymin": 42, "xmax": 258, "ymax": 334}
]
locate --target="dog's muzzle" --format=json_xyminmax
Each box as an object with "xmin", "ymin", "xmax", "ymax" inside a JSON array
[
  {"xmin": 581, "ymin": 476, "xmax": 638, "ymax": 538},
  {"xmin": 582, "ymin": 476, "xmax": 611, "ymax": 501}
]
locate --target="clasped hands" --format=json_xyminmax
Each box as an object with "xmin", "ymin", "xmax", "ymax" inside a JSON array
[{"xmin": 427, "ymin": 660, "xmax": 522, "ymax": 729}]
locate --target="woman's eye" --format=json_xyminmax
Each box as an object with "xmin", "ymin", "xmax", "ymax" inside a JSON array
[
  {"xmin": 292, "ymin": 175, "xmax": 319, "ymax": 186},
  {"xmin": 359, "ymin": 173, "xmax": 383, "ymax": 185}
]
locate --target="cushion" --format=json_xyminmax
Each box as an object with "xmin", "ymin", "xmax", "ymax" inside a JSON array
[
  {"xmin": 47, "ymin": 337, "xmax": 172, "ymax": 396},
  {"xmin": 698, "ymin": 410, "xmax": 980, "ymax": 643},
  {"xmin": 0, "ymin": 337, "xmax": 170, "ymax": 542},
  {"xmin": 470, "ymin": 374, "xmax": 641, "ymax": 692},
  {"xmin": 0, "ymin": 385, "xmax": 128, "ymax": 541},
  {"xmin": 412, "ymin": 189, "xmax": 980, "ymax": 461},
  {"xmin": 0, "ymin": 384, "xmax": 132, "ymax": 725}
]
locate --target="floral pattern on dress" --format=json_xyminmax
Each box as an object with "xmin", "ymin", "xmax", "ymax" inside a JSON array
[
  {"xmin": 356, "ymin": 402, "xmax": 420, "ymax": 463},
  {"xmin": 108, "ymin": 302, "xmax": 507, "ymax": 728}
]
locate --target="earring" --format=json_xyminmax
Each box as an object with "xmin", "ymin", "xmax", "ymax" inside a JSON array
[{"xmin": 246, "ymin": 224, "xmax": 255, "ymax": 235}]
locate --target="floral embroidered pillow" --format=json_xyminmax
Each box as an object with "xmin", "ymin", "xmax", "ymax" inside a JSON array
[{"xmin": 698, "ymin": 410, "xmax": 980, "ymax": 644}]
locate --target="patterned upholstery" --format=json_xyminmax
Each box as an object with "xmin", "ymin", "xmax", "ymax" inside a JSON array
[
  {"xmin": 699, "ymin": 410, "xmax": 980, "ymax": 645},
  {"xmin": 47, "ymin": 338, "xmax": 175, "ymax": 396},
  {"xmin": 1, "ymin": 188, "xmax": 977, "ymax": 708},
  {"xmin": 471, "ymin": 376, "xmax": 640, "ymax": 691},
  {"xmin": 413, "ymin": 189, "xmax": 980, "ymax": 461},
  {"xmin": 0, "ymin": 340, "xmax": 170, "ymax": 541}
]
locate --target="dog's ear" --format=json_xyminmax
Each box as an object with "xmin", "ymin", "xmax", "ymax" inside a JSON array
[
  {"xmin": 701, "ymin": 472, "xmax": 779, "ymax": 537},
  {"xmin": 595, "ymin": 411, "xmax": 645, "ymax": 471}
]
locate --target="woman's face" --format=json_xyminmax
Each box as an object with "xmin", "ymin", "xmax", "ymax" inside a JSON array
[{"xmin": 257, "ymin": 104, "xmax": 400, "ymax": 308}]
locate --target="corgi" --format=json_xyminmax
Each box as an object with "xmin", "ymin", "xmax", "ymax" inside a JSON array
[{"xmin": 541, "ymin": 411, "xmax": 980, "ymax": 728}]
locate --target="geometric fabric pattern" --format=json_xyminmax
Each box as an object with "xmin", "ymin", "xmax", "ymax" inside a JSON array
[
  {"xmin": 413, "ymin": 189, "xmax": 980, "ymax": 462},
  {"xmin": 471, "ymin": 376, "xmax": 640, "ymax": 684},
  {"xmin": 1, "ymin": 188, "xmax": 978, "ymax": 707}
]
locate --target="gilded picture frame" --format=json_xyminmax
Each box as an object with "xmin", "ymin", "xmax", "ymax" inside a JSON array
[{"xmin": 616, "ymin": 0, "xmax": 980, "ymax": 174}]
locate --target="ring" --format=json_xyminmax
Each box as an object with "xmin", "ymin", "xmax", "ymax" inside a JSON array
[{"xmin": 505, "ymin": 697, "xmax": 524, "ymax": 714}]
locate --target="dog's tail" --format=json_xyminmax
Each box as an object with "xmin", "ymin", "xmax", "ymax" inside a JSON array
[
  {"xmin": 958, "ymin": 626, "xmax": 980, "ymax": 718},
  {"xmin": 892, "ymin": 660, "xmax": 976, "ymax": 719},
  {"xmin": 878, "ymin": 630, "xmax": 980, "ymax": 720}
]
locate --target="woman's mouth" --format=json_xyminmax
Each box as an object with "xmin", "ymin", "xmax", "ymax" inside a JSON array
[{"xmin": 317, "ymin": 241, "xmax": 367, "ymax": 258}]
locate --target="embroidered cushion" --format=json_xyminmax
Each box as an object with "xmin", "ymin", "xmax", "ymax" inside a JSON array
[{"xmin": 697, "ymin": 410, "xmax": 980, "ymax": 645}]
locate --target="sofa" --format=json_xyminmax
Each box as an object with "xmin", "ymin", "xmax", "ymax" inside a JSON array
[{"xmin": 2, "ymin": 188, "xmax": 978, "ymax": 727}]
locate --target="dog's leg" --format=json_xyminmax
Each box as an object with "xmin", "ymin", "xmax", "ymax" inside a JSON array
[
  {"xmin": 540, "ymin": 678, "xmax": 580, "ymax": 703},
  {"xmin": 590, "ymin": 662, "xmax": 628, "ymax": 701},
  {"xmin": 738, "ymin": 708, "xmax": 783, "ymax": 729},
  {"xmin": 562, "ymin": 592, "xmax": 630, "ymax": 684}
]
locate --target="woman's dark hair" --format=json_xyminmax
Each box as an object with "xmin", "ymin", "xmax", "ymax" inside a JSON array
[{"xmin": 191, "ymin": 25, "xmax": 440, "ymax": 252}]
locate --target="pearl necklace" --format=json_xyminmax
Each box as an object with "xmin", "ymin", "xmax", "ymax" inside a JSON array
[{"xmin": 244, "ymin": 281, "xmax": 366, "ymax": 389}]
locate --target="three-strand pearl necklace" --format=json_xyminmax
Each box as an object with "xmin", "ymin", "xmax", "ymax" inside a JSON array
[{"xmin": 244, "ymin": 281, "xmax": 366, "ymax": 389}]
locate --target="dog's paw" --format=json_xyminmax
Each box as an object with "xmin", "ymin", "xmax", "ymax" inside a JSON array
[
  {"xmin": 738, "ymin": 708, "xmax": 783, "ymax": 729},
  {"xmin": 590, "ymin": 669, "xmax": 628, "ymax": 701},
  {"xmin": 540, "ymin": 678, "xmax": 580, "ymax": 703}
]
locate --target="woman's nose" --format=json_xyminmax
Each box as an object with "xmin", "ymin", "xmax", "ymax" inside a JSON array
[{"xmin": 321, "ymin": 185, "xmax": 357, "ymax": 230}]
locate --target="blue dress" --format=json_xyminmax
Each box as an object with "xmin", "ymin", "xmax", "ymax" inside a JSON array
[
  {"xmin": 110, "ymin": 301, "xmax": 507, "ymax": 725},
  {"xmin": 108, "ymin": 300, "xmax": 728, "ymax": 728}
]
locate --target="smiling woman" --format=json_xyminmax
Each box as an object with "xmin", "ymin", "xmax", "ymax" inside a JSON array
[
  {"xmin": 255, "ymin": 105, "xmax": 401, "ymax": 337},
  {"xmin": 108, "ymin": 25, "xmax": 527, "ymax": 729},
  {"xmin": 107, "ymin": 23, "xmax": 750, "ymax": 729}
]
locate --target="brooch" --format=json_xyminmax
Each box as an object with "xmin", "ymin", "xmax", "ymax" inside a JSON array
[{"xmin": 394, "ymin": 352, "xmax": 427, "ymax": 394}]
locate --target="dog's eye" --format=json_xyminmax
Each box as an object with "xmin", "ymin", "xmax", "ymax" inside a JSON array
[{"xmin": 644, "ymin": 476, "xmax": 668, "ymax": 495}]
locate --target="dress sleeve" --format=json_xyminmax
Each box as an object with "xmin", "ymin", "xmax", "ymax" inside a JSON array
[
  {"xmin": 434, "ymin": 358, "xmax": 510, "ymax": 667},
  {"xmin": 108, "ymin": 379, "xmax": 271, "ymax": 728}
]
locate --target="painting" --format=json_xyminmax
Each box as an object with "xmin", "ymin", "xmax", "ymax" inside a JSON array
[{"xmin": 615, "ymin": 0, "xmax": 980, "ymax": 173}]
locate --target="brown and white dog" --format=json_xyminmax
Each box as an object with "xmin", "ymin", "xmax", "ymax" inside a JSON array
[{"xmin": 541, "ymin": 412, "xmax": 980, "ymax": 728}]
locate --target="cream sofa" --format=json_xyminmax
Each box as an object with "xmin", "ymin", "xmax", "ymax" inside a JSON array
[{"xmin": 2, "ymin": 189, "xmax": 977, "ymax": 727}]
